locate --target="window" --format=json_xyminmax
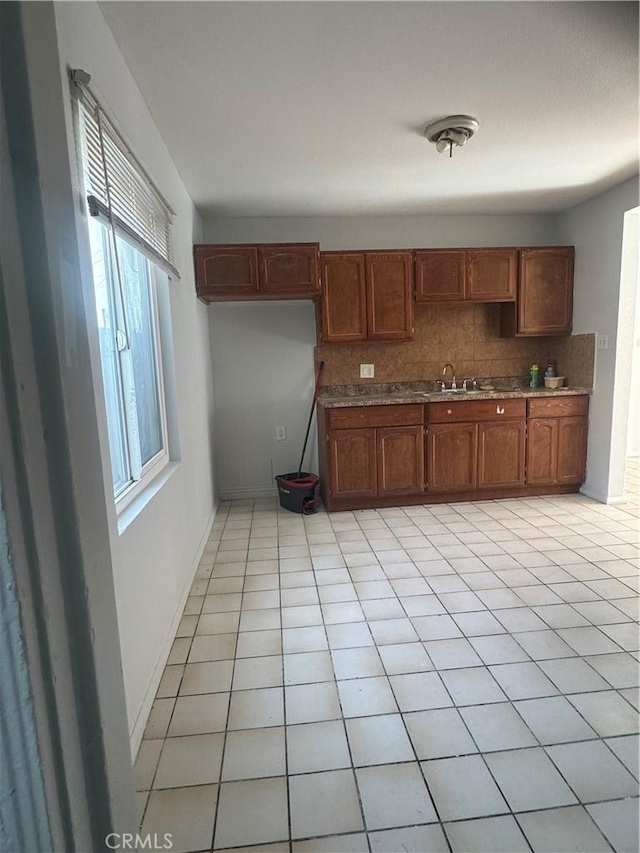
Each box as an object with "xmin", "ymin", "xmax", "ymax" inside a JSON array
[
  {"xmin": 87, "ymin": 219, "xmax": 169, "ymax": 504},
  {"xmin": 73, "ymin": 73, "xmax": 177, "ymax": 507}
]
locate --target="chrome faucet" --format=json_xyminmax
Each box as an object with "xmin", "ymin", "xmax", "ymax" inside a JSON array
[{"xmin": 441, "ymin": 363, "xmax": 456, "ymax": 391}]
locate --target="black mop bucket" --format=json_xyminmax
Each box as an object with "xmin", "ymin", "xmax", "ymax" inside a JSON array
[
  {"xmin": 275, "ymin": 472, "xmax": 319, "ymax": 514},
  {"xmin": 275, "ymin": 361, "xmax": 324, "ymax": 515}
]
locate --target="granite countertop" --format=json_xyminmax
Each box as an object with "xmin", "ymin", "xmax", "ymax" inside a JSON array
[{"xmin": 318, "ymin": 385, "xmax": 591, "ymax": 409}]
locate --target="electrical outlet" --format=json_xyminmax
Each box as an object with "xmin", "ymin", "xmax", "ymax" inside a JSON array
[
  {"xmin": 360, "ymin": 364, "xmax": 375, "ymax": 379},
  {"xmin": 597, "ymin": 334, "xmax": 609, "ymax": 350},
  {"xmin": 276, "ymin": 425, "xmax": 286, "ymax": 441}
]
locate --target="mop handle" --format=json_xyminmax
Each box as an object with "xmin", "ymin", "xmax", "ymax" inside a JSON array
[{"xmin": 296, "ymin": 361, "xmax": 325, "ymax": 479}]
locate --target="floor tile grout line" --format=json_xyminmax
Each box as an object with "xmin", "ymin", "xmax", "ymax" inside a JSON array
[
  {"xmin": 137, "ymin": 493, "xmax": 638, "ymax": 850},
  {"xmin": 315, "ymin": 589, "xmax": 373, "ymax": 853},
  {"xmin": 208, "ymin": 507, "xmax": 250, "ymax": 853},
  {"xmin": 277, "ymin": 517, "xmax": 294, "ymax": 853}
]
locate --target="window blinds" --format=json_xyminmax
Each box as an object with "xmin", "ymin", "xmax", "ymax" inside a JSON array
[{"xmin": 73, "ymin": 71, "xmax": 179, "ymax": 278}]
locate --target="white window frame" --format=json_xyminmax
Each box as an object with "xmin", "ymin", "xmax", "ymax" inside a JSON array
[{"xmin": 89, "ymin": 217, "xmax": 170, "ymax": 512}]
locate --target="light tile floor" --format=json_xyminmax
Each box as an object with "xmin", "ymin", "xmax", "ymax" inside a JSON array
[{"xmin": 136, "ymin": 484, "xmax": 639, "ymax": 853}]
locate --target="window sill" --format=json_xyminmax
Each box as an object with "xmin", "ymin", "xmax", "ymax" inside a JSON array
[{"xmin": 116, "ymin": 462, "xmax": 179, "ymax": 535}]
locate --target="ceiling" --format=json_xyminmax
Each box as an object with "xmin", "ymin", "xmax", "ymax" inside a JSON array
[{"xmin": 99, "ymin": 1, "xmax": 639, "ymax": 218}]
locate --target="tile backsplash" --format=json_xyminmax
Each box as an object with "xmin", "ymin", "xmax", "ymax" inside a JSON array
[{"xmin": 315, "ymin": 303, "xmax": 594, "ymax": 389}]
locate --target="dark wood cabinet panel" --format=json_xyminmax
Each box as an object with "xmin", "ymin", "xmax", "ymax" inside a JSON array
[
  {"xmin": 557, "ymin": 416, "xmax": 588, "ymax": 484},
  {"xmin": 377, "ymin": 426, "xmax": 424, "ymax": 495},
  {"xmin": 528, "ymin": 396, "xmax": 589, "ymax": 419},
  {"xmin": 527, "ymin": 418, "xmax": 558, "ymax": 485},
  {"xmin": 194, "ymin": 245, "xmax": 259, "ymax": 299},
  {"xmin": 328, "ymin": 405, "xmax": 422, "ymax": 430},
  {"xmin": 467, "ymin": 250, "xmax": 517, "ymax": 302},
  {"xmin": 527, "ymin": 398, "xmax": 588, "ymax": 486},
  {"xmin": 366, "ymin": 252, "xmax": 414, "ymax": 341},
  {"xmin": 478, "ymin": 421, "xmax": 526, "ymax": 488},
  {"xmin": 319, "ymin": 394, "xmax": 588, "ymax": 511},
  {"xmin": 415, "ymin": 250, "xmax": 466, "ymax": 302},
  {"xmin": 429, "ymin": 399, "xmax": 526, "ymax": 424},
  {"xmin": 327, "ymin": 428, "xmax": 377, "ymax": 498},
  {"xmin": 194, "ymin": 243, "xmax": 319, "ymax": 302},
  {"xmin": 427, "ymin": 422, "xmax": 477, "ymax": 493},
  {"xmin": 501, "ymin": 247, "xmax": 574, "ymax": 336},
  {"xmin": 321, "ymin": 251, "xmax": 413, "ymax": 342},
  {"xmin": 258, "ymin": 244, "xmax": 319, "ymax": 295},
  {"xmin": 320, "ymin": 253, "xmax": 367, "ymax": 343}
]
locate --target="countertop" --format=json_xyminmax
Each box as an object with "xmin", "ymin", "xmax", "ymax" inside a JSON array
[{"xmin": 318, "ymin": 386, "xmax": 591, "ymax": 409}]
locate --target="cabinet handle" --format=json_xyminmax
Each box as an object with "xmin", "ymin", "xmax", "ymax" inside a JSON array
[
  {"xmin": 447, "ymin": 408, "xmax": 452, "ymax": 415},
  {"xmin": 496, "ymin": 406, "xmax": 505, "ymax": 414}
]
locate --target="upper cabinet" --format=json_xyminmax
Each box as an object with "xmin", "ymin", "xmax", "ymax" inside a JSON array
[
  {"xmin": 415, "ymin": 248, "xmax": 517, "ymax": 303},
  {"xmin": 321, "ymin": 250, "xmax": 414, "ymax": 343},
  {"xmin": 500, "ymin": 247, "xmax": 574, "ymax": 336},
  {"xmin": 194, "ymin": 241, "xmax": 574, "ymax": 339},
  {"xmin": 466, "ymin": 250, "xmax": 517, "ymax": 302},
  {"xmin": 415, "ymin": 250, "xmax": 465, "ymax": 302},
  {"xmin": 194, "ymin": 243, "xmax": 319, "ymax": 302},
  {"xmin": 320, "ymin": 253, "xmax": 367, "ymax": 342}
]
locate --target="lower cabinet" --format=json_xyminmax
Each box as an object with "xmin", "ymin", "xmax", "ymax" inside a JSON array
[
  {"xmin": 527, "ymin": 416, "xmax": 588, "ymax": 485},
  {"xmin": 557, "ymin": 417, "xmax": 588, "ymax": 484},
  {"xmin": 526, "ymin": 396, "xmax": 589, "ymax": 487},
  {"xmin": 427, "ymin": 422, "xmax": 477, "ymax": 492},
  {"xmin": 327, "ymin": 428, "xmax": 377, "ymax": 499},
  {"xmin": 324, "ymin": 405, "xmax": 424, "ymax": 501},
  {"xmin": 378, "ymin": 426, "xmax": 424, "ymax": 495},
  {"xmin": 478, "ymin": 421, "xmax": 526, "ymax": 488},
  {"xmin": 319, "ymin": 395, "xmax": 588, "ymax": 510}
]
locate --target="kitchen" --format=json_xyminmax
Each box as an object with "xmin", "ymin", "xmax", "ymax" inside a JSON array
[
  {"xmin": 197, "ymin": 240, "xmax": 593, "ymax": 509},
  {"xmin": 2, "ymin": 2, "xmax": 638, "ymax": 852}
]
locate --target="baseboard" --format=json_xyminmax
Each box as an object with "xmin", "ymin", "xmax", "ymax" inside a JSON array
[
  {"xmin": 218, "ymin": 485, "xmax": 278, "ymax": 502},
  {"xmin": 579, "ymin": 485, "xmax": 624, "ymax": 504},
  {"xmin": 129, "ymin": 501, "xmax": 218, "ymax": 758}
]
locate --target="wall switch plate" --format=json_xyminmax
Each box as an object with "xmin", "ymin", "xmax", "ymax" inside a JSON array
[
  {"xmin": 360, "ymin": 364, "xmax": 375, "ymax": 378},
  {"xmin": 597, "ymin": 334, "xmax": 609, "ymax": 350},
  {"xmin": 276, "ymin": 425, "xmax": 286, "ymax": 441}
]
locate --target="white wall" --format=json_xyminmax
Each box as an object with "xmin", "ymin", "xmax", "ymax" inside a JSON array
[
  {"xmin": 204, "ymin": 213, "xmax": 556, "ymax": 498},
  {"xmin": 54, "ymin": 1, "xmax": 216, "ymax": 750},
  {"xmin": 558, "ymin": 178, "xmax": 639, "ymax": 501},
  {"xmin": 627, "ymin": 225, "xmax": 640, "ymax": 458},
  {"xmin": 204, "ymin": 214, "xmax": 557, "ymax": 249},
  {"xmin": 209, "ymin": 303, "xmax": 318, "ymax": 500}
]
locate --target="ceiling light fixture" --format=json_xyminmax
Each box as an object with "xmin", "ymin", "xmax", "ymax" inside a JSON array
[{"xmin": 424, "ymin": 115, "xmax": 479, "ymax": 158}]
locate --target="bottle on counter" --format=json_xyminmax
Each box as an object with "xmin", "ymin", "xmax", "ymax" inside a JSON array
[
  {"xmin": 545, "ymin": 360, "xmax": 556, "ymax": 378},
  {"xmin": 529, "ymin": 364, "xmax": 540, "ymax": 388}
]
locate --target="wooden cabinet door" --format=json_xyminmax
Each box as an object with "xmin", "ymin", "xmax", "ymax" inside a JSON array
[
  {"xmin": 527, "ymin": 418, "xmax": 558, "ymax": 485},
  {"xmin": 518, "ymin": 248, "xmax": 574, "ymax": 335},
  {"xmin": 366, "ymin": 252, "xmax": 414, "ymax": 341},
  {"xmin": 258, "ymin": 244, "xmax": 319, "ymax": 295},
  {"xmin": 467, "ymin": 250, "xmax": 517, "ymax": 302},
  {"xmin": 321, "ymin": 254, "xmax": 367, "ymax": 343},
  {"xmin": 327, "ymin": 429, "xmax": 377, "ymax": 498},
  {"xmin": 557, "ymin": 416, "xmax": 588, "ymax": 484},
  {"xmin": 415, "ymin": 250, "xmax": 465, "ymax": 302},
  {"xmin": 377, "ymin": 426, "xmax": 424, "ymax": 495},
  {"xmin": 194, "ymin": 245, "xmax": 259, "ymax": 300},
  {"xmin": 478, "ymin": 421, "xmax": 526, "ymax": 488},
  {"xmin": 427, "ymin": 422, "xmax": 477, "ymax": 493}
]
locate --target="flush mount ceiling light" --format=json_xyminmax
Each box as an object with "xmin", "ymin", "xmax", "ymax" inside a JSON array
[{"xmin": 424, "ymin": 115, "xmax": 480, "ymax": 158}]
